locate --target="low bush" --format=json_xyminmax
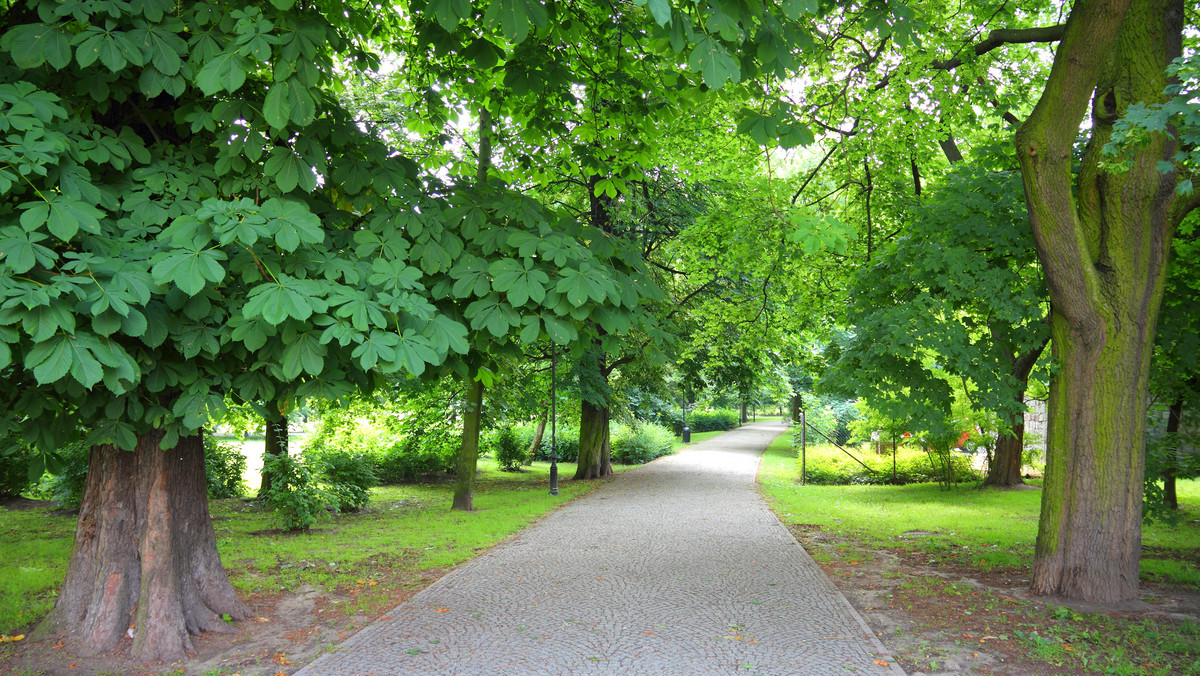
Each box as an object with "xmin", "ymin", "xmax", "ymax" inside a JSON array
[
  {"xmin": 309, "ymin": 449, "xmax": 377, "ymax": 512},
  {"xmin": 796, "ymin": 439, "xmax": 978, "ymax": 485},
  {"xmin": 0, "ymin": 446, "xmax": 36, "ymax": 498},
  {"xmin": 204, "ymin": 436, "xmax": 247, "ymax": 499},
  {"xmin": 260, "ymin": 453, "xmax": 334, "ymax": 531},
  {"xmin": 610, "ymin": 422, "xmax": 674, "ymax": 465},
  {"xmin": 303, "ymin": 406, "xmax": 458, "ymax": 484},
  {"xmin": 666, "ymin": 408, "xmax": 741, "ymax": 435},
  {"xmin": 520, "ymin": 424, "xmax": 581, "ymax": 463},
  {"xmin": 31, "ymin": 443, "xmax": 89, "ymax": 509},
  {"xmin": 492, "ymin": 427, "xmax": 525, "ymax": 471}
]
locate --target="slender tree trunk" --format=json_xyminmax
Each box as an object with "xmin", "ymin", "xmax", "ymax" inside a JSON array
[
  {"xmin": 985, "ymin": 416, "xmax": 1027, "ymax": 487},
  {"xmin": 1017, "ymin": 0, "xmax": 1183, "ymax": 603},
  {"xmin": 740, "ymin": 400, "xmax": 748, "ymax": 424},
  {"xmin": 1164, "ymin": 396, "xmax": 1183, "ymax": 510},
  {"xmin": 575, "ymin": 399, "xmax": 611, "ymax": 480},
  {"xmin": 453, "ymin": 376, "xmax": 484, "ymax": 511},
  {"xmin": 258, "ymin": 404, "xmax": 288, "ymax": 497},
  {"xmin": 983, "ymin": 342, "xmax": 1045, "ymax": 487},
  {"xmin": 34, "ymin": 431, "xmax": 249, "ymax": 662},
  {"xmin": 525, "ymin": 407, "xmax": 547, "ymax": 466}
]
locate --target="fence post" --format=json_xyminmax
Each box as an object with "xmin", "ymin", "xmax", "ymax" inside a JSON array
[{"xmin": 800, "ymin": 408, "xmax": 807, "ymax": 486}]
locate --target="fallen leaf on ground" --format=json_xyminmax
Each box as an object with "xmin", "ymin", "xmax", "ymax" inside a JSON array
[
  {"xmin": 380, "ymin": 617, "xmax": 393, "ymax": 620},
  {"xmin": 0, "ymin": 635, "xmax": 24, "ymax": 642},
  {"xmin": 874, "ymin": 659, "xmax": 890, "ymax": 666},
  {"xmin": 435, "ymin": 608, "xmax": 450, "ymax": 613}
]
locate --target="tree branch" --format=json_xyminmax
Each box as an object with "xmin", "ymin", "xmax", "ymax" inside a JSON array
[{"xmin": 931, "ymin": 24, "xmax": 1067, "ymax": 71}]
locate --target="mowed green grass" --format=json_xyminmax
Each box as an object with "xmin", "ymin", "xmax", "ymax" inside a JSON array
[
  {"xmin": 0, "ymin": 427, "xmax": 731, "ymax": 638},
  {"xmin": 0, "ymin": 459, "xmax": 608, "ymax": 636},
  {"xmin": 758, "ymin": 435, "xmax": 1200, "ymax": 584}
]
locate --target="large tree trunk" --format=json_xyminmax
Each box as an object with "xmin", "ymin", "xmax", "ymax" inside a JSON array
[
  {"xmin": 740, "ymin": 400, "xmax": 748, "ymax": 424},
  {"xmin": 452, "ymin": 376, "xmax": 484, "ymax": 511},
  {"xmin": 1016, "ymin": 0, "xmax": 1183, "ymax": 603},
  {"xmin": 258, "ymin": 403, "xmax": 288, "ymax": 497},
  {"xmin": 34, "ymin": 431, "xmax": 249, "ymax": 662},
  {"xmin": 575, "ymin": 399, "xmax": 611, "ymax": 480}
]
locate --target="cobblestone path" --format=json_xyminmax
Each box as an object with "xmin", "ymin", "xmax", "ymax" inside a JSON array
[{"xmin": 298, "ymin": 422, "xmax": 903, "ymax": 675}]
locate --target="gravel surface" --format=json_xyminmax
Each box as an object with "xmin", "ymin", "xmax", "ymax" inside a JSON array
[{"xmin": 298, "ymin": 422, "xmax": 904, "ymax": 675}]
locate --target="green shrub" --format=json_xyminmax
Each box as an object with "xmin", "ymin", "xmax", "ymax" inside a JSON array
[
  {"xmin": 0, "ymin": 446, "xmax": 36, "ymax": 498},
  {"xmin": 261, "ymin": 453, "xmax": 334, "ymax": 531},
  {"xmin": 493, "ymin": 427, "xmax": 525, "ymax": 471},
  {"xmin": 204, "ymin": 436, "xmax": 247, "ymax": 499},
  {"xmin": 796, "ymin": 439, "xmax": 979, "ymax": 485},
  {"xmin": 32, "ymin": 443, "xmax": 90, "ymax": 510},
  {"xmin": 303, "ymin": 404, "xmax": 458, "ymax": 484},
  {"xmin": 520, "ymin": 424, "xmax": 581, "ymax": 463},
  {"xmin": 611, "ymin": 422, "xmax": 674, "ymax": 465},
  {"xmin": 666, "ymin": 408, "xmax": 741, "ymax": 434},
  {"xmin": 310, "ymin": 449, "xmax": 377, "ymax": 512}
]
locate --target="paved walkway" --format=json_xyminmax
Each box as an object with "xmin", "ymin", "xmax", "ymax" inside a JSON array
[{"xmin": 299, "ymin": 422, "xmax": 903, "ymax": 675}]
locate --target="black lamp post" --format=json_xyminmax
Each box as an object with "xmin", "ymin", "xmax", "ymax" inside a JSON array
[
  {"xmin": 681, "ymin": 390, "xmax": 690, "ymax": 443},
  {"xmin": 549, "ymin": 343, "xmax": 559, "ymax": 496}
]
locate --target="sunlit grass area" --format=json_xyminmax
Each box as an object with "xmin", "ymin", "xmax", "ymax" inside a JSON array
[
  {"xmin": 758, "ymin": 434, "xmax": 1200, "ymax": 583},
  {"xmin": 0, "ymin": 458, "xmax": 605, "ymax": 636}
]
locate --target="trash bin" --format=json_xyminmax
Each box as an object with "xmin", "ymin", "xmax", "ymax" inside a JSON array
[{"xmin": 682, "ymin": 426, "xmax": 691, "ymax": 443}]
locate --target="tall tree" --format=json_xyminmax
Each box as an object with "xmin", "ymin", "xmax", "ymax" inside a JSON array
[
  {"xmin": 1015, "ymin": 0, "xmax": 1195, "ymax": 603},
  {"xmin": 0, "ymin": 0, "xmax": 470, "ymax": 659}
]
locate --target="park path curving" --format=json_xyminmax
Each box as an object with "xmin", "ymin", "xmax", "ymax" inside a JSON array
[{"xmin": 298, "ymin": 421, "xmax": 904, "ymax": 675}]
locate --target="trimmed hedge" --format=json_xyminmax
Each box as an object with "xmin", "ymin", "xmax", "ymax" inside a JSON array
[{"xmin": 668, "ymin": 408, "xmax": 741, "ymax": 434}]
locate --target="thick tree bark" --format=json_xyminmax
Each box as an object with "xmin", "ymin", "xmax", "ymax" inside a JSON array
[
  {"xmin": 34, "ymin": 431, "xmax": 249, "ymax": 662},
  {"xmin": 258, "ymin": 403, "xmax": 288, "ymax": 497},
  {"xmin": 1016, "ymin": 0, "xmax": 1183, "ymax": 603},
  {"xmin": 575, "ymin": 399, "xmax": 611, "ymax": 480},
  {"xmin": 740, "ymin": 400, "xmax": 748, "ymax": 424},
  {"xmin": 453, "ymin": 376, "xmax": 484, "ymax": 511}
]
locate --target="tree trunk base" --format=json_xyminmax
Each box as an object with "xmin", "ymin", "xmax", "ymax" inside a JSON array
[{"xmin": 34, "ymin": 432, "xmax": 249, "ymax": 663}]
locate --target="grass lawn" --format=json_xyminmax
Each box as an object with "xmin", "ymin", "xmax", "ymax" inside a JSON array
[
  {"xmin": 759, "ymin": 436, "xmax": 1200, "ymax": 583},
  {"xmin": 758, "ymin": 434, "xmax": 1200, "ymax": 675},
  {"xmin": 0, "ymin": 458, "xmax": 606, "ymax": 639},
  {"xmin": 0, "ymin": 427, "xmax": 725, "ymax": 641}
]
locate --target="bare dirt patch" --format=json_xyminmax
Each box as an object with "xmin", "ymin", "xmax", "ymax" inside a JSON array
[{"xmin": 788, "ymin": 523, "xmax": 1200, "ymax": 675}]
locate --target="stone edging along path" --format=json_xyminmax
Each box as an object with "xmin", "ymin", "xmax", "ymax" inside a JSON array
[{"xmin": 298, "ymin": 421, "xmax": 905, "ymax": 675}]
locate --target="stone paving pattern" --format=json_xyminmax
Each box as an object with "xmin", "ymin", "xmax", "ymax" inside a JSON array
[{"xmin": 299, "ymin": 422, "xmax": 904, "ymax": 675}]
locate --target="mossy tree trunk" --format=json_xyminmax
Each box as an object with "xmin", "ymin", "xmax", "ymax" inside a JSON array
[
  {"xmin": 34, "ymin": 431, "xmax": 249, "ymax": 662},
  {"xmin": 258, "ymin": 403, "xmax": 288, "ymax": 497},
  {"xmin": 1015, "ymin": 0, "xmax": 1187, "ymax": 603},
  {"xmin": 453, "ymin": 376, "xmax": 484, "ymax": 511},
  {"xmin": 575, "ymin": 398, "xmax": 611, "ymax": 480}
]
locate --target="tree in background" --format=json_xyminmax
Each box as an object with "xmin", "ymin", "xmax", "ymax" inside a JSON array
[{"xmin": 824, "ymin": 167, "xmax": 1048, "ymax": 487}]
